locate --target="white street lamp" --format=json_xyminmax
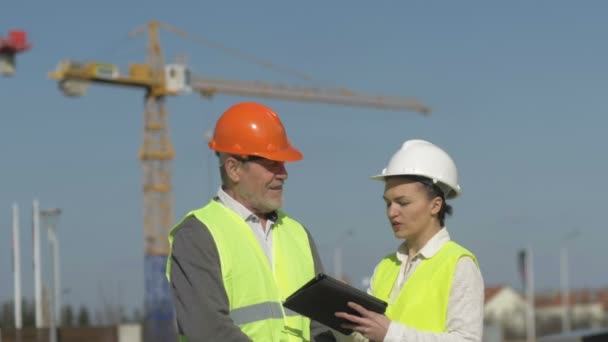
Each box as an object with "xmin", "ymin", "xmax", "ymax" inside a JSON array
[
  {"xmin": 41, "ymin": 208, "xmax": 62, "ymax": 342},
  {"xmin": 12, "ymin": 203, "xmax": 22, "ymax": 330}
]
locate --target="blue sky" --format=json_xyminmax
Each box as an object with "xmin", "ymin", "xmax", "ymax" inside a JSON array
[{"xmin": 2, "ymin": 1, "xmax": 608, "ymax": 314}]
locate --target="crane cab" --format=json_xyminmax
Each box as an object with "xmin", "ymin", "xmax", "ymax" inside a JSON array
[
  {"xmin": 92, "ymin": 63, "xmax": 119, "ymax": 79},
  {"xmin": 0, "ymin": 30, "xmax": 31, "ymax": 76},
  {"xmin": 0, "ymin": 54, "xmax": 16, "ymax": 76},
  {"xmin": 165, "ymin": 64, "xmax": 191, "ymax": 94}
]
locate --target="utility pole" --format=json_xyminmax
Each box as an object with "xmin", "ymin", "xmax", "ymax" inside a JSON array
[
  {"xmin": 525, "ymin": 246, "xmax": 535, "ymax": 342},
  {"xmin": 560, "ymin": 230, "xmax": 580, "ymax": 333},
  {"xmin": 560, "ymin": 245, "xmax": 571, "ymax": 333}
]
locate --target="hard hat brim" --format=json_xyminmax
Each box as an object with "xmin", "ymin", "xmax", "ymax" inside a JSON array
[
  {"xmin": 369, "ymin": 174, "xmax": 387, "ymax": 181},
  {"xmin": 368, "ymin": 172, "xmax": 461, "ymax": 199},
  {"xmin": 258, "ymin": 146, "xmax": 303, "ymax": 162},
  {"xmin": 208, "ymin": 143, "xmax": 303, "ymax": 162}
]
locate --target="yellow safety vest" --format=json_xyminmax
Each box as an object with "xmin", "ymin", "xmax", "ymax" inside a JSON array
[
  {"xmin": 371, "ymin": 241, "xmax": 477, "ymax": 332},
  {"xmin": 167, "ymin": 200, "xmax": 315, "ymax": 341}
]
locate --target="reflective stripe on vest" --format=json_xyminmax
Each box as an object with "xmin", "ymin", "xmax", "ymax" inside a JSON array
[
  {"xmin": 167, "ymin": 200, "xmax": 315, "ymax": 341},
  {"xmin": 229, "ymin": 302, "xmax": 302, "ymax": 326},
  {"xmin": 371, "ymin": 241, "xmax": 477, "ymax": 332},
  {"xmin": 230, "ymin": 301, "xmax": 283, "ymax": 325}
]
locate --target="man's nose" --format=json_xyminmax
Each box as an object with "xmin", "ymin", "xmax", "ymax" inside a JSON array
[{"xmin": 275, "ymin": 163, "xmax": 287, "ymax": 178}]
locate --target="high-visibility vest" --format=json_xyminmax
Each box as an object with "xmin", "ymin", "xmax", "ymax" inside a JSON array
[
  {"xmin": 371, "ymin": 241, "xmax": 477, "ymax": 332},
  {"xmin": 167, "ymin": 200, "xmax": 315, "ymax": 341}
]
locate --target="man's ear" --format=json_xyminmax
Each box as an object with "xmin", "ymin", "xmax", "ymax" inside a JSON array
[{"xmin": 224, "ymin": 157, "xmax": 241, "ymax": 183}]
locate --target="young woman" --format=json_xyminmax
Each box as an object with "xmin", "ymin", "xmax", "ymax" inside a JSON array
[{"xmin": 336, "ymin": 139, "xmax": 484, "ymax": 342}]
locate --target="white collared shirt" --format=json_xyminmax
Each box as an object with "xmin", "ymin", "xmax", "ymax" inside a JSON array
[
  {"xmin": 365, "ymin": 228, "xmax": 485, "ymax": 342},
  {"xmin": 216, "ymin": 188, "xmax": 276, "ymax": 266}
]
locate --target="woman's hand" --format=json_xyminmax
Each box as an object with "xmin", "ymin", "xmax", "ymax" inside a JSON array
[{"xmin": 335, "ymin": 302, "xmax": 391, "ymax": 342}]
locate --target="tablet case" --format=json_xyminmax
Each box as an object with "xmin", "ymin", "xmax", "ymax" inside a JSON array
[{"xmin": 283, "ymin": 273, "xmax": 388, "ymax": 335}]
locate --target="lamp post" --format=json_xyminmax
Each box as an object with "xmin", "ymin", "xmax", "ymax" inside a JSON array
[
  {"xmin": 560, "ymin": 230, "xmax": 580, "ymax": 333},
  {"xmin": 12, "ymin": 203, "xmax": 23, "ymax": 341},
  {"xmin": 32, "ymin": 199, "xmax": 43, "ymax": 328},
  {"xmin": 41, "ymin": 208, "xmax": 62, "ymax": 342},
  {"xmin": 333, "ymin": 229, "xmax": 355, "ymax": 282}
]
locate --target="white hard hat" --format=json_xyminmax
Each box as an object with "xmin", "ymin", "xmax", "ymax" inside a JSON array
[{"xmin": 370, "ymin": 139, "xmax": 461, "ymax": 199}]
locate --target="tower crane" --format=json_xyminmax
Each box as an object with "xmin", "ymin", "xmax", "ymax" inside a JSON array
[
  {"xmin": 48, "ymin": 20, "xmax": 430, "ymax": 341},
  {"xmin": 0, "ymin": 30, "xmax": 31, "ymax": 76}
]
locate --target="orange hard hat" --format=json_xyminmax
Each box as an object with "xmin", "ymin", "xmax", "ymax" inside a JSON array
[{"xmin": 208, "ymin": 102, "xmax": 303, "ymax": 162}]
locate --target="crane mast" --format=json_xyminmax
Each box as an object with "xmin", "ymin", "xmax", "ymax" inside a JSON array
[
  {"xmin": 140, "ymin": 22, "xmax": 176, "ymax": 341},
  {"xmin": 48, "ymin": 21, "xmax": 430, "ymax": 341}
]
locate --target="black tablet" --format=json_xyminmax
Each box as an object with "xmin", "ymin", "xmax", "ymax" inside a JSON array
[{"xmin": 283, "ymin": 273, "xmax": 388, "ymax": 335}]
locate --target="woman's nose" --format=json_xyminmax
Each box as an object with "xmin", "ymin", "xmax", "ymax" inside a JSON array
[{"xmin": 387, "ymin": 203, "xmax": 398, "ymax": 217}]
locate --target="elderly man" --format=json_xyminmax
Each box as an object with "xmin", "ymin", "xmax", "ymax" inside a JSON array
[{"xmin": 167, "ymin": 102, "xmax": 335, "ymax": 341}]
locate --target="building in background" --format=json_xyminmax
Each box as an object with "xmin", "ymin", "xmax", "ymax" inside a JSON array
[
  {"xmin": 484, "ymin": 285, "xmax": 528, "ymax": 338},
  {"xmin": 484, "ymin": 286, "xmax": 608, "ymax": 340}
]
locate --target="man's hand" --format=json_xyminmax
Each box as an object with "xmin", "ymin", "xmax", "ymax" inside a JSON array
[{"xmin": 335, "ymin": 302, "xmax": 391, "ymax": 342}]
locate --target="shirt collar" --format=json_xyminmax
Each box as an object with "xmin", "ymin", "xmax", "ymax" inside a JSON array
[
  {"xmin": 216, "ymin": 187, "xmax": 278, "ymax": 223},
  {"xmin": 396, "ymin": 227, "xmax": 451, "ymax": 262}
]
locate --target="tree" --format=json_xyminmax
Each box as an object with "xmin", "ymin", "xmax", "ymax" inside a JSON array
[
  {"xmin": 77, "ymin": 305, "xmax": 90, "ymax": 326},
  {"xmin": 1, "ymin": 300, "xmax": 14, "ymax": 328},
  {"xmin": 62, "ymin": 305, "xmax": 74, "ymax": 327},
  {"xmin": 23, "ymin": 299, "xmax": 36, "ymax": 327},
  {"xmin": 0, "ymin": 299, "xmax": 36, "ymax": 327}
]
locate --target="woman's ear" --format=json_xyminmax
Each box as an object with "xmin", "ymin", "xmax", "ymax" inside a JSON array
[{"xmin": 430, "ymin": 196, "xmax": 443, "ymax": 216}]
